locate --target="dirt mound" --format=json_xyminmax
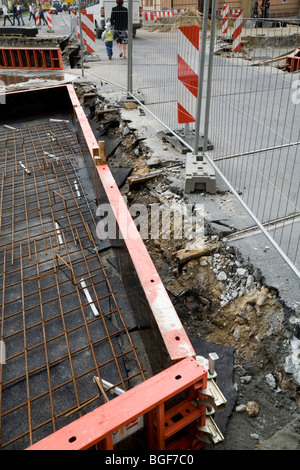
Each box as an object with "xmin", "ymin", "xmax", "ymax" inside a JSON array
[{"xmin": 147, "ymin": 8, "xmax": 211, "ymax": 32}]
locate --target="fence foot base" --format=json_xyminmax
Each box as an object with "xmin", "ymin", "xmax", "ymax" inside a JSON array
[
  {"xmin": 157, "ymin": 131, "xmax": 214, "ymax": 155},
  {"xmin": 185, "ymin": 154, "xmax": 216, "ymax": 194},
  {"xmin": 119, "ymin": 91, "xmax": 145, "ymax": 104},
  {"xmin": 157, "ymin": 130, "xmax": 190, "ymax": 154},
  {"xmin": 177, "ymin": 130, "xmax": 214, "ymax": 153}
]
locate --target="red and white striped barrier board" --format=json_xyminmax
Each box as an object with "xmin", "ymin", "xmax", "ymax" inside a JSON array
[
  {"xmin": 218, "ymin": 8, "xmax": 243, "ymax": 16},
  {"xmin": 143, "ymin": 9, "xmax": 185, "ymax": 21},
  {"xmin": 35, "ymin": 10, "xmax": 40, "ymax": 26},
  {"xmin": 222, "ymin": 4, "xmax": 229, "ymax": 33},
  {"xmin": 177, "ymin": 26, "xmax": 200, "ymax": 124},
  {"xmin": 232, "ymin": 10, "xmax": 243, "ymax": 51},
  {"xmin": 46, "ymin": 11, "xmax": 52, "ymax": 29},
  {"xmin": 77, "ymin": 11, "xmax": 95, "ymax": 53}
]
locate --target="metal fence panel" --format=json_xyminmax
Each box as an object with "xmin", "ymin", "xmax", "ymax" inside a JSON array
[
  {"xmin": 209, "ymin": 14, "xmax": 300, "ymax": 270},
  {"xmin": 85, "ymin": 5, "xmax": 299, "ymax": 278}
]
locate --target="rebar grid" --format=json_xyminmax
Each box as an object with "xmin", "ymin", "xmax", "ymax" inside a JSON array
[{"xmin": 0, "ymin": 122, "xmax": 145, "ymax": 449}]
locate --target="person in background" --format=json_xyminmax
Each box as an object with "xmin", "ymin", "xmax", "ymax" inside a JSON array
[
  {"xmin": 29, "ymin": 3, "xmax": 35, "ymax": 21},
  {"xmin": 260, "ymin": 0, "xmax": 270, "ymax": 18},
  {"xmin": 16, "ymin": 2, "xmax": 25, "ymax": 25},
  {"xmin": 102, "ymin": 21, "xmax": 114, "ymax": 60},
  {"xmin": 251, "ymin": 1, "xmax": 259, "ymax": 18},
  {"xmin": 39, "ymin": 8, "xmax": 48, "ymax": 25},
  {"xmin": 2, "ymin": 4, "xmax": 13, "ymax": 25},
  {"xmin": 12, "ymin": 4, "xmax": 20, "ymax": 25},
  {"xmin": 110, "ymin": 0, "xmax": 128, "ymax": 59}
]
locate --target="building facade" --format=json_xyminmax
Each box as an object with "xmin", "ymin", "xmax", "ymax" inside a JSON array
[{"xmin": 142, "ymin": 0, "xmax": 300, "ymax": 18}]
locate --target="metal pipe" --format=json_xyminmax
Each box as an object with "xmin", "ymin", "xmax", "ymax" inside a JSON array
[
  {"xmin": 78, "ymin": 0, "xmax": 85, "ymax": 77},
  {"xmin": 203, "ymin": 0, "xmax": 217, "ymax": 152},
  {"xmin": 193, "ymin": 0, "xmax": 209, "ymax": 155},
  {"xmin": 127, "ymin": 0, "xmax": 133, "ymax": 95},
  {"xmin": 214, "ymin": 141, "xmax": 300, "ymax": 162}
]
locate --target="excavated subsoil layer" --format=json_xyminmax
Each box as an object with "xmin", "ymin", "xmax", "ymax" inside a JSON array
[
  {"xmin": 0, "ymin": 36, "xmax": 64, "ymax": 48},
  {"xmin": 74, "ymin": 82, "xmax": 300, "ymax": 450},
  {"xmin": 0, "ymin": 35, "xmax": 78, "ymax": 67}
]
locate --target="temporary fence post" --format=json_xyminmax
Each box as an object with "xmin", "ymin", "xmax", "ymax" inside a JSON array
[
  {"xmin": 184, "ymin": 123, "xmax": 189, "ymax": 138},
  {"xmin": 78, "ymin": 0, "xmax": 85, "ymax": 77},
  {"xmin": 203, "ymin": 0, "xmax": 217, "ymax": 152},
  {"xmin": 193, "ymin": 0, "xmax": 209, "ymax": 155},
  {"xmin": 127, "ymin": 0, "xmax": 133, "ymax": 96}
]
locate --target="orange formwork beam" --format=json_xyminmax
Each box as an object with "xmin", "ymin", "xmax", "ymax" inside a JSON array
[
  {"xmin": 27, "ymin": 357, "xmax": 207, "ymax": 451},
  {"xmin": 67, "ymin": 83, "xmax": 196, "ymax": 365}
]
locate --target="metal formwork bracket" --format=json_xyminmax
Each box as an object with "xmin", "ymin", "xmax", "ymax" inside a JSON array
[
  {"xmin": 195, "ymin": 354, "xmax": 227, "ymax": 417},
  {"xmin": 93, "ymin": 140, "xmax": 106, "ymax": 165},
  {"xmin": 198, "ymin": 379, "xmax": 227, "ymax": 412},
  {"xmin": 196, "ymin": 415, "xmax": 224, "ymax": 445},
  {"xmin": 196, "ymin": 354, "xmax": 218, "ymax": 380}
]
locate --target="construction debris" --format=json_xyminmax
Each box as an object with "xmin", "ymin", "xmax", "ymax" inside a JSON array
[
  {"xmin": 128, "ymin": 169, "xmax": 162, "ymax": 187},
  {"xmin": 251, "ymin": 49, "xmax": 297, "ymax": 66},
  {"xmin": 68, "ymin": 82, "xmax": 300, "ymax": 450},
  {"xmin": 172, "ymin": 243, "xmax": 219, "ymax": 265}
]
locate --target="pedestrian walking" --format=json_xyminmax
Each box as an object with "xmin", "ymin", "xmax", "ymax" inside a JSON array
[
  {"xmin": 39, "ymin": 9, "xmax": 48, "ymax": 25},
  {"xmin": 2, "ymin": 5, "xmax": 13, "ymax": 26},
  {"xmin": 251, "ymin": 1, "xmax": 259, "ymax": 18},
  {"xmin": 29, "ymin": 3, "xmax": 35, "ymax": 21},
  {"xmin": 12, "ymin": 5, "xmax": 20, "ymax": 25},
  {"xmin": 110, "ymin": 0, "xmax": 128, "ymax": 59},
  {"xmin": 102, "ymin": 21, "xmax": 114, "ymax": 60},
  {"xmin": 16, "ymin": 2, "xmax": 25, "ymax": 25},
  {"xmin": 260, "ymin": 0, "xmax": 270, "ymax": 18}
]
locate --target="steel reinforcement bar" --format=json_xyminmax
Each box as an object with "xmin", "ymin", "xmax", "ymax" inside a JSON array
[{"xmin": 0, "ymin": 84, "xmax": 225, "ymax": 451}]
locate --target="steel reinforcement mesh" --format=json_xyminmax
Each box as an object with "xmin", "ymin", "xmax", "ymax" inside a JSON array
[{"xmin": 0, "ymin": 121, "xmax": 145, "ymax": 449}]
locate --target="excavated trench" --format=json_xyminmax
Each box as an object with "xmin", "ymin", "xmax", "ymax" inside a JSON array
[
  {"xmin": 0, "ymin": 34, "xmax": 81, "ymax": 70},
  {"xmin": 0, "ymin": 79, "xmax": 298, "ymax": 450},
  {"xmin": 75, "ymin": 81, "xmax": 300, "ymax": 450}
]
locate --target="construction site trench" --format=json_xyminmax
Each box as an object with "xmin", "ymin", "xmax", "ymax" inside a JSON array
[
  {"xmin": 74, "ymin": 81, "xmax": 300, "ymax": 451},
  {"xmin": 0, "ymin": 10, "xmax": 300, "ymax": 449}
]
